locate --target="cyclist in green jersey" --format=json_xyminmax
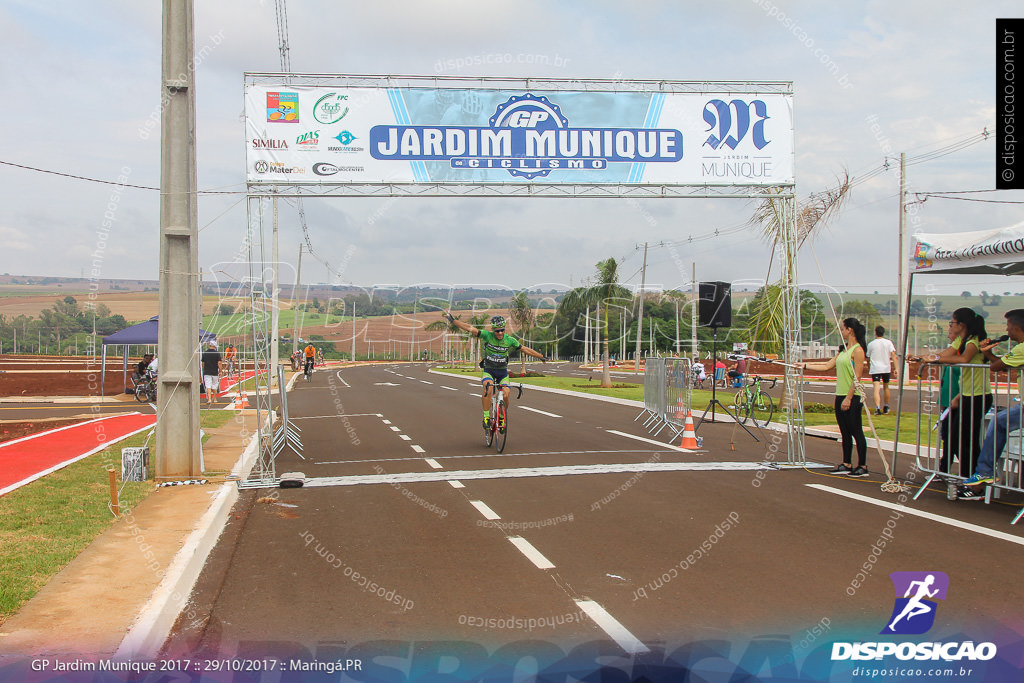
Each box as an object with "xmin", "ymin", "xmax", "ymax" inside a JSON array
[{"xmin": 445, "ymin": 310, "xmax": 547, "ymax": 429}]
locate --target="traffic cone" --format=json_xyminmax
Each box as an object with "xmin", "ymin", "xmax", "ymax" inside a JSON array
[
  {"xmin": 679, "ymin": 410, "xmax": 699, "ymax": 449},
  {"xmin": 232, "ymin": 390, "xmax": 250, "ymax": 410},
  {"xmin": 673, "ymin": 395, "xmax": 687, "ymax": 419}
]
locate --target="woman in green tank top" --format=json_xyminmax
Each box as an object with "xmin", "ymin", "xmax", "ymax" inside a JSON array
[
  {"xmin": 917, "ymin": 307, "xmax": 992, "ymax": 477},
  {"xmin": 804, "ymin": 318, "xmax": 870, "ymax": 477}
]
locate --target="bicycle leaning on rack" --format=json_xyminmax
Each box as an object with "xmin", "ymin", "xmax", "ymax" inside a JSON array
[
  {"xmin": 483, "ymin": 382, "xmax": 523, "ymax": 453},
  {"xmin": 733, "ymin": 375, "xmax": 776, "ymax": 427}
]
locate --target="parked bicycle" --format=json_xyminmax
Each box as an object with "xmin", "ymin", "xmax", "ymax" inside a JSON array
[
  {"xmin": 733, "ymin": 375, "xmax": 776, "ymax": 427},
  {"xmin": 483, "ymin": 383, "xmax": 523, "ymax": 452},
  {"xmin": 132, "ymin": 373, "xmax": 157, "ymax": 403}
]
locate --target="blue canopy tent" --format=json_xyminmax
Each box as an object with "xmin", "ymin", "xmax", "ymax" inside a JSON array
[{"xmin": 101, "ymin": 316, "xmax": 217, "ymax": 395}]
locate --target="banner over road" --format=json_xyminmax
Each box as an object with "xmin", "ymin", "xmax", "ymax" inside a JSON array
[{"xmin": 244, "ymin": 78, "xmax": 794, "ymax": 188}]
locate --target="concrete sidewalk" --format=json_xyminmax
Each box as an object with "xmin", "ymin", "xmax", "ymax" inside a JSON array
[{"xmin": 0, "ymin": 409, "xmax": 261, "ymax": 661}]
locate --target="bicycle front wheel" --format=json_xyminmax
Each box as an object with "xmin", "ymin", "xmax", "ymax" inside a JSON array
[
  {"xmin": 733, "ymin": 390, "xmax": 750, "ymax": 424},
  {"xmin": 750, "ymin": 393, "xmax": 775, "ymax": 427},
  {"xmin": 495, "ymin": 403, "xmax": 508, "ymax": 453}
]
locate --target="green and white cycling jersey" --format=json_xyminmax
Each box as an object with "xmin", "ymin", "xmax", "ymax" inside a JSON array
[{"xmin": 479, "ymin": 329, "xmax": 522, "ymax": 369}]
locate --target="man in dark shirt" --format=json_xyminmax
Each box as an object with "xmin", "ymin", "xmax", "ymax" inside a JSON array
[{"xmin": 201, "ymin": 341, "xmax": 222, "ymax": 407}]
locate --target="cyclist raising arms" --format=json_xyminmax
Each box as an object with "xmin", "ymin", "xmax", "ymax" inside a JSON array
[{"xmin": 445, "ymin": 310, "xmax": 547, "ymax": 429}]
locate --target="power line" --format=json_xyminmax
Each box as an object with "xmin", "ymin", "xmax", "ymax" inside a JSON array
[{"xmin": 0, "ymin": 159, "xmax": 244, "ymax": 194}]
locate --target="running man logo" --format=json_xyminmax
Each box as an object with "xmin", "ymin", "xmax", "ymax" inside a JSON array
[{"xmin": 880, "ymin": 571, "xmax": 949, "ymax": 635}]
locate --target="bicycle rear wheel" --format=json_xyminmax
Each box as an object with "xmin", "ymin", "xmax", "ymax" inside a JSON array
[
  {"xmin": 750, "ymin": 393, "xmax": 775, "ymax": 427},
  {"xmin": 495, "ymin": 403, "xmax": 507, "ymax": 453}
]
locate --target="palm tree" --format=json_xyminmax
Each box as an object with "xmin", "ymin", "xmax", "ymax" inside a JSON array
[
  {"xmin": 508, "ymin": 291, "xmax": 534, "ymax": 373},
  {"xmin": 560, "ymin": 258, "xmax": 630, "ymax": 388},
  {"xmin": 749, "ymin": 171, "xmax": 851, "ymax": 409}
]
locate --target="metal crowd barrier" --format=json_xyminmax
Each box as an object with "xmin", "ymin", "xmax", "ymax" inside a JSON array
[
  {"xmin": 635, "ymin": 357, "xmax": 692, "ymax": 440},
  {"xmin": 912, "ymin": 360, "xmax": 1023, "ymax": 523}
]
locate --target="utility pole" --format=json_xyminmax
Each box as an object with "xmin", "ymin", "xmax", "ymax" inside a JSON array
[
  {"xmin": 293, "ymin": 244, "xmax": 302, "ymax": 357},
  {"xmin": 351, "ymin": 302, "xmax": 356, "ymax": 360},
  {"xmin": 691, "ymin": 262, "xmax": 698, "ymax": 359},
  {"xmin": 412, "ymin": 292, "xmax": 418, "ymax": 361},
  {"xmin": 156, "ymin": 0, "xmax": 201, "ymax": 479},
  {"xmin": 897, "ymin": 152, "xmax": 907, "ymax": 377},
  {"xmin": 634, "ymin": 242, "xmax": 647, "ymax": 372}
]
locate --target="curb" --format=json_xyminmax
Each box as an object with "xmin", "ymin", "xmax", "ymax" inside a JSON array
[{"xmin": 112, "ymin": 418, "xmax": 264, "ymax": 658}]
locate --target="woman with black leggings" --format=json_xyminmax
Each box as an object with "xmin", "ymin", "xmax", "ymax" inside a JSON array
[{"xmin": 804, "ymin": 318, "xmax": 870, "ymax": 477}]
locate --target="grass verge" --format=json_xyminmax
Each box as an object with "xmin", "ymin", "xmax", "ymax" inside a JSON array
[{"xmin": 0, "ymin": 410, "xmax": 235, "ymax": 627}]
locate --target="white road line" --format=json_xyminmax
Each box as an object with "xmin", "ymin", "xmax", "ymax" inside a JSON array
[
  {"xmin": 606, "ymin": 429, "xmax": 690, "ymax": 452},
  {"xmin": 399, "ymin": 435, "xmax": 411, "ymax": 441},
  {"xmin": 520, "ymin": 406, "xmax": 562, "ymax": 418},
  {"xmin": 291, "ymin": 414, "xmax": 380, "ymax": 420},
  {"xmin": 421, "ymin": 380, "xmax": 433, "ymax": 384},
  {"xmin": 425, "ymin": 458, "xmax": 443, "ymax": 469},
  {"xmin": 440, "ymin": 386, "xmax": 458, "ymax": 391},
  {"xmin": 389, "ymin": 426, "xmax": 401, "ymax": 432},
  {"xmin": 381, "ymin": 419, "xmax": 392, "ymax": 425},
  {"xmin": 334, "ymin": 371, "xmax": 350, "ymax": 387},
  {"xmin": 448, "ymin": 480, "xmax": 465, "ymax": 488},
  {"xmin": 411, "ymin": 445, "xmax": 425, "ymax": 453},
  {"xmin": 575, "ymin": 600, "xmax": 649, "ymax": 654},
  {"xmin": 303, "ymin": 461, "xmax": 768, "ymax": 487},
  {"xmin": 470, "ymin": 393, "xmax": 482, "ymax": 398},
  {"xmin": 508, "ymin": 537, "xmax": 555, "ymax": 569},
  {"xmin": 470, "ymin": 500, "xmax": 501, "ymax": 520},
  {"xmin": 806, "ymin": 484, "xmax": 1024, "ymax": 546}
]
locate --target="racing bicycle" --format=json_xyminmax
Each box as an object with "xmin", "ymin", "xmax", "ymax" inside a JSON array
[
  {"xmin": 483, "ymin": 382, "xmax": 523, "ymax": 453},
  {"xmin": 303, "ymin": 358, "xmax": 314, "ymax": 382},
  {"xmin": 133, "ymin": 373, "xmax": 157, "ymax": 403},
  {"xmin": 733, "ymin": 375, "xmax": 776, "ymax": 427}
]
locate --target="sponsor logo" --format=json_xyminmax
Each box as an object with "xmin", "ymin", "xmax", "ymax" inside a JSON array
[
  {"xmin": 267, "ymin": 91, "xmax": 299, "ymax": 123},
  {"xmin": 914, "ymin": 241, "xmax": 934, "ymax": 269},
  {"xmin": 295, "ymin": 130, "xmax": 320, "ymax": 151},
  {"xmin": 327, "ymin": 130, "xmax": 365, "ymax": 153},
  {"xmin": 314, "ymin": 92, "xmax": 350, "ymax": 124},
  {"xmin": 312, "ymin": 162, "xmax": 363, "ymax": 176},
  {"xmin": 700, "ymin": 98, "xmax": 775, "ymax": 180},
  {"xmin": 830, "ymin": 571, "xmax": 997, "ymax": 663},
  {"xmin": 251, "ymin": 137, "xmax": 289, "ymax": 150},
  {"xmin": 253, "ymin": 160, "xmax": 304, "ymax": 176},
  {"xmin": 369, "ymin": 93, "xmax": 684, "ymax": 180}
]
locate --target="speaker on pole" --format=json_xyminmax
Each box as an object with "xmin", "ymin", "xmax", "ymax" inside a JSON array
[{"xmin": 698, "ymin": 281, "xmax": 732, "ymax": 328}]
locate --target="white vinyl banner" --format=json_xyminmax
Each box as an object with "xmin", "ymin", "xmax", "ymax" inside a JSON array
[
  {"xmin": 244, "ymin": 85, "xmax": 794, "ymax": 186},
  {"xmin": 912, "ymin": 224, "xmax": 1024, "ymax": 273}
]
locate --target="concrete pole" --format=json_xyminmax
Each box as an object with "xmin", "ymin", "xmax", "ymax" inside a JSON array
[
  {"xmin": 351, "ymin": 302, "xmax": 356, "ymax": 360},
  {"xmin": 897, "ymin": 152, "xmax": 907, "ymax": 379},
  {"xmin": 155, "ymin": 0, "xmax": 201, "ymax": 479}
]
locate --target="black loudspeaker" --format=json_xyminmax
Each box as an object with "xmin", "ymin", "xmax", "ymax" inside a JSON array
[{"xmin": 698, "ymin": 281, "xmax": 732, "ymax": 328}]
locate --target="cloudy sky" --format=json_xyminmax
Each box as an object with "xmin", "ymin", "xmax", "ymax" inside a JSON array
[{"xmin": 1, "ymin": 0, "xmax": 1021, "ymax": 298}]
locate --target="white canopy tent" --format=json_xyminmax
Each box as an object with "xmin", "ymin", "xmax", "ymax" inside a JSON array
[{"xmin": 893, "ymin": 221, "xmax": 1024, "ymax": 466}]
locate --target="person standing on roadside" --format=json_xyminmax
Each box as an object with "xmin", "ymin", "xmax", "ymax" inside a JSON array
[
  {"xmin": 804, "ymin": 318, "xmax": 870, "ymax": 477},
  {"xmin": 866, "ymin": 325, "xmax": 898, "ymax": 415},
  {"xmin": 201, "ymin": 340, "xmax": 222, "ymax": 408}
]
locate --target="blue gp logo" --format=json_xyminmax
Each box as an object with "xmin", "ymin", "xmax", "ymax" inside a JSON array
[
  {"xmin": 703, "ymin": 99, "xmax": 771, "ymax": 150},
  {"xmin": 881, "ymin": 571, "xmax": 949, "ymax": 635}
]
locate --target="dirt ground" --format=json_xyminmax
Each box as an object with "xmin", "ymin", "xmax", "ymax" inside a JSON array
[
  {"xmin": 0, "ymin": 356, "xmax": 133, "ymax": 396},
  {"xmin": 0, "ymin": 418, "xmax": 85, "ymax": 443}
]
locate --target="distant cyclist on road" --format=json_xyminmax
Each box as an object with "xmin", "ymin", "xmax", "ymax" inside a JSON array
[
  {"xmin": 444, "ymin": 310, "xmax": 547, "ymax": 429},
  {"xmin": 303, "ymin": 342, "xmax": 317, "ymax": 376}
]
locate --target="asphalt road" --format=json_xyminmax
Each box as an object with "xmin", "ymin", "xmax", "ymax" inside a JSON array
[{"xmin": 162, "ymin": 362, "xmax": 1024, "ymax": 671}]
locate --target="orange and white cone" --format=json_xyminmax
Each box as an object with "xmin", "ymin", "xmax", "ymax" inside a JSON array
[
  {"xmin": 679, "ymin": 410, "xmax": 699, "ymax": 449},
  {"xmin": 232, "ymin": 390, "xmax": 250, "ymax": 410},
  {"xmin": 673, "ymin": 395, "xmax": 687, "ymax": 420}
]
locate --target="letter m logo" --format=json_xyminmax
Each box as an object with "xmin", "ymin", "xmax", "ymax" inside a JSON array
[{"xmin": 703, "ymin": 99, "xmax": 770, "ymax": 150}]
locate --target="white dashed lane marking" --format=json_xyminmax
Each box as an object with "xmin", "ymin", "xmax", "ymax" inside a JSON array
[{"xmin": 508, "ymin": 537, "xmax": 556, "ymax": 569}]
